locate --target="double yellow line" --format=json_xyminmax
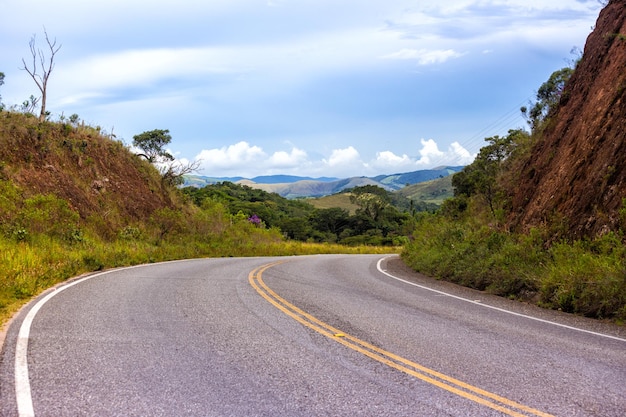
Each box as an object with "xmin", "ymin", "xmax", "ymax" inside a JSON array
[{"xmin": 249, "ymin": 262, "xmax": 555, "ymax": 417}]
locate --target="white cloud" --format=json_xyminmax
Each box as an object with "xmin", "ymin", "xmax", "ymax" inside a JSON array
[
  {"xmin": 193, "ymin": 143, "xmax": 310, "ymax": 177},
  {"xmin": 376, "ymin": 151, "xmax": 413, "ymax": 165},
  {"xmin": 370, "ymin": 139, "xmax": 475, "ymax": 172},
  {"xmin": 381, "ymin": 48, "xmax": 464, "ymax": 65},
  {"xmin": 371, "ymin": 151, "xmax": 415, "ymax": 171},
  {"xmin": 267, "ymin": 147, "xmax": 308, "ymax": 167},
  {"xmin": 382, "ymin": 1, "xmax": 600, "ymax": 53},
  {"xmin": 51, "ymin": 26, "xmax": 399, "ymax": 107},
  {"xmin": 189, "ymin": 139, "xmax": 474, "ymax": 178},
  {"xmin": 416, "ymin": 139, "xmax": 445, "ymax": 165},
  {"xmin": 54, "ymin": 47, "xmax": 244, "ymax": 100},
  {"xmin": 196, "ymin": 141, "xmax": 266, "ymax": 173},
  {"xmin": 325, "ymin": 146, "xmax": 362, "ymax": 167},
  {"xmin": 448, "ymin": 141, "xmax": 476, "ymax": 165}
]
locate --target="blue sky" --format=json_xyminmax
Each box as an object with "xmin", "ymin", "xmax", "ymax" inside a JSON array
[{"xmin": 1, "ymin": 0, "xmax": 604, "ymax": 178}]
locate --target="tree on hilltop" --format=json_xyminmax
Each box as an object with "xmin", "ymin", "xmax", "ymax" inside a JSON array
[
  {"xmin": 20, "ymin": 29, "xmax": 61, "ymax": 121},
  {"xmin": 133, "ymin": 128, "xmax": 200, "ymax": 186},
  {"xmin": 133, "ymin": 129, "xmax": 175, "ymax": 163}
]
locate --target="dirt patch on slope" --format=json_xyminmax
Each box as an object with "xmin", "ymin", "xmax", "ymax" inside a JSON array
[
  {"xmin": 0, "ymin": 114, "xmax": 178, "ymax": 236},
  {"xmin": 509, "ymin": 1, "xmax": 626, "ymax": 240}
]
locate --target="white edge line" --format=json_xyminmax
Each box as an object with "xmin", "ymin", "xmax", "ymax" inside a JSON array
[
  {"xmin": 13, "ymin": 260, "xmax": 184, "ymax": 417},
  {"xmin": 13, "ymin": 254, "xmax": 273, "ymax": 415},
  {"xmin": 377, "ymin": 257, "xmax": 626, "ymax": 343},
  {"xmin": 14, "ymin": 269, "xmax": 112, "ymax": 417}
]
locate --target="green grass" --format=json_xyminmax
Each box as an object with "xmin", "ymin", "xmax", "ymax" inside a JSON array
[
  {"xmin": 0, "ymin": 112, "xmax": 400, "ymax": 327},
  {"xmin": 0, "ymin": 228, "xmax": 399, "ymax": 326},
  {"xmin": 395, "ymin": 176, "xmax": 454, "ymax": 205},
  {"xmin": 401, "ymin": 212, "xmax": 626, "ymax": 321},
  {"xmin": 307, "ymin": 192, "xmax": 360, "ymax": 213}
]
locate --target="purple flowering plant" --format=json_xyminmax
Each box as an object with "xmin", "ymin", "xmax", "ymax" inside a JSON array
[{"xmin": 248, "ymin": 214, "xmax": 261, "ymax": 226}]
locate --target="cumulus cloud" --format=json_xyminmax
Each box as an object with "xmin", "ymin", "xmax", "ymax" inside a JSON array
[
  {"xmin": 194, "ymin": 142, "xmax": 313, "ymax": 177},
  {"xmin": 448, "ymin": 141, "xmax": 476, "ymax": 165},
  {"xmin": 381, "ymin": 48, "xmax": 464, "ymax": 65},
  {"xmin": 416, "ymin": 139, "xmax": 445, "ymax": 165},
  {"xmin": 325, "ymin": 146, "xmax": 362, "ymax": 167},
  {"xmin": 371, "ymin": 151, "xmax": 415, "ymax": 171},
  {"xmin": 196, "ymin": 141, "xmax": 266, "ymax": 172},
  {"xmin": 376, "ymin": 151, "xmax": 413, "ymax": 165},
  {"xmin": 267, "ymin": 147, "xmax": 308, "ymax": 167},
  {"xmin": 414, "ymin": 139, "xmax": 476, "ymax": 166},
  {"xmin": 368, "ymin": 139, "xmax": 475, "ymax": 173},
  {"xmin": 190, "ymin": 140, "xmax": 474, "ymax": 178}
]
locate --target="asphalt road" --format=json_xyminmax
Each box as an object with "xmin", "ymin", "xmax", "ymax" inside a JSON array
[{"xmin": 1, "ymin": 255, "xmax": 625, "ymax": 416}]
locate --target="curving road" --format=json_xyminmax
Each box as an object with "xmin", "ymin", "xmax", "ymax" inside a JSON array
[{"xmin": 1, "ymin": 255, "xmax": 625, "ymax": 416}]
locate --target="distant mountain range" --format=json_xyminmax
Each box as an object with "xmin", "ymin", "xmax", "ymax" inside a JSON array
[{"xmin": 183, "ymin": 166, "xmax": 464, "ymax": 199}]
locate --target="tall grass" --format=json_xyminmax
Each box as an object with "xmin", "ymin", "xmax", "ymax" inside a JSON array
[
  {"xmin": 402, "ymin": 212, "xmax": 626, "ymax": 321},
  {"xmin": 0, "ymin": 218, "xmax": 398, "ymax": 325},
  {"xmin": 541, "ymin": 236, "xmax": 626, "ymax": 319}
]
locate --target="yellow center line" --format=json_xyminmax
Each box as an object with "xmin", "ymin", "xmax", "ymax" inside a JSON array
[{"xmin": 249, "ymin": 262, "xmax": 555, "ymax": 417}]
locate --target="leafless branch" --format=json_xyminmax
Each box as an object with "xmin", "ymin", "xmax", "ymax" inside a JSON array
[
  {"xmin": 161, "ymin": 159, "xmax": 203, "ymax": 186},
  {"xmin": 20, "ymin": 28, "xmax": 61, "ymax": 121}
]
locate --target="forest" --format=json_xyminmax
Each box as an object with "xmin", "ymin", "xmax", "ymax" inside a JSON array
[{"xmin": 182, "ymin": 182, "xmax": 416, "ymax": 247}]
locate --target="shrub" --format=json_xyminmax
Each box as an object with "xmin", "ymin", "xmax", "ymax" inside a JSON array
[
  {"xmin": 541, "ymin": 236, "xmax": 626, "ymax": 319},
  {"xmin": 19, "ymin": 194, "xmax": 80, "ymax": 239},
  {"xmin": 119, "ymin": 225, "xmax": 142, "ymax": 241},
  {"xmin": 403, "ymin": 212, "xmax": 626, "ymax": 320}
]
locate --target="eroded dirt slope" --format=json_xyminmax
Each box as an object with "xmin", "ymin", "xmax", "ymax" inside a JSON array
[
  {"xmin": 0, "ymin": 113, "xmax": 178, "ymax": 236},
  {"xmin": 510, "ymin": 0, "xmax": 626, "ymax": 239}
]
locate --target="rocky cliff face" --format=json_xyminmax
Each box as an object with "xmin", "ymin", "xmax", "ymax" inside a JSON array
[{"xmin": 509, "ymin": 0, "xmax": 626, "ymax": 240}]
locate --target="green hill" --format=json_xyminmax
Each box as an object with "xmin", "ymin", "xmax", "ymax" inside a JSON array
[
  {"xmin": 0, "ymin": 113, "xmax": 325, "ymax": 324},
  {"xmin": 394, "ymin": 176, "xmax": 454, "ymax": 205},
  {"xmin": 184, "ymin": 166, "xmax": 464, "ymax": 199},
  {"xmin": 306, "ymin": 193, "xmax": 360, "ymax": 214}
]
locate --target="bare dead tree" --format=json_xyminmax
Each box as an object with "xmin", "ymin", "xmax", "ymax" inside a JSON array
[
  {"xmin": 20, "ymin": 29, "xmax": 61, "ymax": 121},
  {"xmin": 160, "ymin": 159, "xmax": 202, "ymax": 187}
]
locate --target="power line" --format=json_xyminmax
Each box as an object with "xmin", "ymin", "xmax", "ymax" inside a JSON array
[{"xmin": 427, "ymin": 96, "xmax": 532, "ymax": 168}]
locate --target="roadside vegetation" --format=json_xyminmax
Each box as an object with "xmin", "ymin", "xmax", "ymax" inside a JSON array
[
  {"xmin": 182, "ymin": 183, "xmax": 419, "ymax": 247},
  {"xmin": 0, "ymin": 110, "xmax": 395, "ymax": 325},
  {"xmin": 1, "ymin": 30, "xmax": 623, "ymax": 327},
  {"xmin": 402, "ymin": 66, "xmax": 626, "ymax": 322}
]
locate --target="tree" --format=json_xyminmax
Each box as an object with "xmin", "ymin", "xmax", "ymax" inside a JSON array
[
  {"xmin": 452, "ymin": 129, "xmax": 527, "ymax": 216},
  {"xmin": 309, "ymin": 207, "xmax": 350, "ymax": 236},
  {"xmin": 350, "ymin": 192, "xmax": 388, "ymax": 223},
  {"xmin": 132, "ymin": 129, "xmax": 175, "ymax": 163},
  {"xmin": 133, "ymin": 129, "xmax": 200, "ymax": 186},
  {"xmin": 20, "ymin": 95, "xmax": 40, "ymax": 114},
  {"xmin": 20, "ymin": 29, "xmax": 61, "ymax": 121},
  {"xmin": 160, "ymin": 159, "xmax": 202, "ymax": 186},
  {"xmin": 348, "ymin": 186, "xmax": 391, "ymax": 224},
  {"xmin": 521, "ymin": 67, "xmax": 573, "ymax": 132}
]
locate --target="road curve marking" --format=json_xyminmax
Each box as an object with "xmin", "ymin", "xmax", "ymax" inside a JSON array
[
  {"xmin": 376, "ymin": 257, "xmax": 626, "ymax": 343},
  {"xmin": 249, "ymin": 261, "xmax": 555, "ymax": 417},
  {"xmin": 13, "ymin": 260, "xmax": 193, "ymax": 417},
  {"xmin": 14, "ymin": 270, "xmax": 117, "ymax": 417}
]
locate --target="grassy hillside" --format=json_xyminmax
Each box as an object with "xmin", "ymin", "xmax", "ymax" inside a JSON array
[
  {"xmin": 306, "ymin": 192, "xmax": 360, "ymax": 214},
  {"xmin": 373, "ymin": 166, "xmax": 463, "ymax": 189},
  {"xmin": 0, "ymin": 112, "xmax": 396, "ymax": 325},
  {"xmin": 395, "ymin": 176, "xmax": 454, "ymax": 205},
  {"xmin": 240, "ymin": 177, "xmax": 387, "ymax": 199},
  {"xmin": 182, "ymin": 182, "xmax": 413, "ymax": 246},
  {"xmin": 184, "ymin": 167, "xmax": 463, "ymax": 198},
  {"xmin": 401, "ymin": 79, "xmax": 626, "ymax": 321}
]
